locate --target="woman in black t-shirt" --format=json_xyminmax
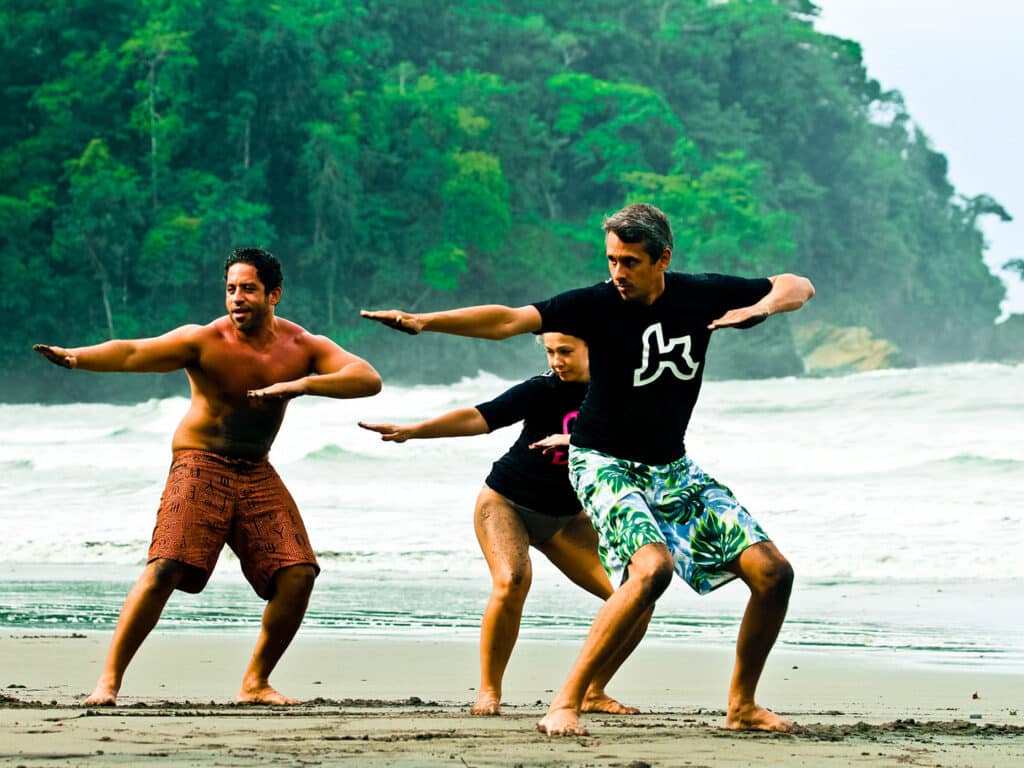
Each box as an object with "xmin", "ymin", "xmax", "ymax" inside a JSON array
[{"xmin": 359, "ymin": 333, "xmax": 649, "ymax": 717}]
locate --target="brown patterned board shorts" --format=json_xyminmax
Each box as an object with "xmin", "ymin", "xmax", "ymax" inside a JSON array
[{"xmin": 148, "ymin": 449, "xmax": 319, "ymax": 599}]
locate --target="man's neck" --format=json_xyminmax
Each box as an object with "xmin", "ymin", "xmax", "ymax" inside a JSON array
[
  {"xmin": 635, "ymin": 277, "xmax": 667, "ymax": 306},
  {"xmin": 233, "ymin": 316, "xmax": 277, "ymax": 346}
]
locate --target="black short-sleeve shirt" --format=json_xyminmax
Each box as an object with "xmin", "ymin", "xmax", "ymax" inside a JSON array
[
  {"xmin": 475, "ymin": 372, "xmax": 587, "ymax": 517},
  {"xmin": 531, "ymin": 272, "xmax": 771, "ymax": 465}
]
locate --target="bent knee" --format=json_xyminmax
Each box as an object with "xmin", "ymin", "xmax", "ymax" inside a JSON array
[
  {"xmin": 628, "ymin": 548, "xmax": 674, "ymax": 603},
  {"xmin": 645, "ymin": 560, "xmax": 675, "ymax": 601},
  {"xmin": 753, "ymin": 552, "xmax": 794, "ymax": 597},
  {"xmin": 491, "ymin": 566, "xmax": 532, "ymax": 601},
  {"xmin": 274, "ymin": 564, "xmax": 318, "ymax": 595},
  {"xmin": 144, "ymin": 558, "xmax": 189, "ymax": 592}
]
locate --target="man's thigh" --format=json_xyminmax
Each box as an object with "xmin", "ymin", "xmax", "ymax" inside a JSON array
[
  {"xmin": 651, "ymin": 456, "xmax": 770, "ymax": 595},
  {"xmin": 568, "ymin": 446, "xmax": 667, "ymax": 575},
  {"xmin": 229, "ymin": 464, "xmax": 319, "ymax": 599},
  {"xmin": 148, "ymin": 451, "xmax": 235, "ymax": 593}
]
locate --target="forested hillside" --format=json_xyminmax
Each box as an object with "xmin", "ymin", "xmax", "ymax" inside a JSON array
[{"xmin": 1, "ymin": 0, "xmax": 1010, "ymax": 400}]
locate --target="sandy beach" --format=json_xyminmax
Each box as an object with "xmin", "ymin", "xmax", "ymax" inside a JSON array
[{"xmin": 2, "ymin": 630, "xmax": 1022, "ymax": 767}]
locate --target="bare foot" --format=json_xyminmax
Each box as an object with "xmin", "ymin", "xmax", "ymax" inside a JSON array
[
  {"xmin": 581, "ymin": 692, "xmax": 640, "ymax": 715},
  {"xmin": 725, "ymin": 704, "xmax": 794, "ymax": 732},
  {"xmin": 470, "ymin": 693, "xmax": 502, "ymax": 716},
  {"xmin": 537, "ymin": 707, "xmax": 588, "ymax": 736},
  {"xmin": 83, "ymin": 682, "xmax": 118, "ymax": 707},
  {"xmin": 236, "ymin": 683, "xmax": 300, "ymax": 705}
]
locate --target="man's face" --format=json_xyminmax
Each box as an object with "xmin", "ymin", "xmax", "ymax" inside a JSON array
[
  {"xmin": 605, "ymin": 231, "xmax": 670, "ymax": 304},
  {"xmin": 225, "ymin": 262, "xmax": 279, "ymax": 332},
  {"xmin": 543, "ymin": 333, "xmax": 589, "ymax": 383}
]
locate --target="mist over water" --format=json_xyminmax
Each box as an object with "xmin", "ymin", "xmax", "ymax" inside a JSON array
[{"xmin": 2, "ymin": 364, "xmax": 1021, "ymax": 669}]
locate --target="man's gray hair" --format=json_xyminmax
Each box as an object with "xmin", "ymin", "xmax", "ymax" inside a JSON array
[{"xmin": 602, "ymin": 203, "xmax": 673, "ymax": 261}]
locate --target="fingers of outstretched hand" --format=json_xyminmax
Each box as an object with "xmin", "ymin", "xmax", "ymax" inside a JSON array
[
  {"xmin": 360, "ymin": 310, "xmax": 418, "ymax": 335},
  {"xmin": 709, "ymin": 310, "xmax": 768, "ymax": 330},
  {"xmin": 34, "ymin": 344, "xmax": 74, "ymax": 368}
]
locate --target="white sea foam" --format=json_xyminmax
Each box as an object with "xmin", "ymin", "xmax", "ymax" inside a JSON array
[{"xmin": 1, "ymin": 363, "xmax": 1021, "ymax": 583}]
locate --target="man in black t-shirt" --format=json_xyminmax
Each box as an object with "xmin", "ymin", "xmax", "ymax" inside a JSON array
[
  {"xmin": 359, "ymin": 333, "xmax": 650, "ymax": 717},
  {"xmin": 362, "ymin": 203, "xmax": 814, "ymax": 735}
]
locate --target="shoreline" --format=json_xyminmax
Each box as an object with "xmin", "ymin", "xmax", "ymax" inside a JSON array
[{"xmin": 2, "ymin": 630, "xmax": 1022, "ymax": 766}]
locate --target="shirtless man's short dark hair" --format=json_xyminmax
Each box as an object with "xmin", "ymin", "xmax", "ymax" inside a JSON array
[{"xmin": 225, "ymin": 246, "xmax": 283, "ymax": 293}]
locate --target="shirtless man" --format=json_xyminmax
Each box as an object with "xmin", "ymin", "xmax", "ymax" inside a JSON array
[
  {"xmin": 359, "ymin": 333, "xmax": 650, "ymax": 716},
  {"xmin": 34, "ymin": 247, "xmax": 381, "ymax": 706},
  {"xmin": 362, "ymin": 203, "xmax": 814, "ymax": 734}
]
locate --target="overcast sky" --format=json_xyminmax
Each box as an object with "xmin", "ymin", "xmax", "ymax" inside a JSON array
[{"xmin": 813, "ymin": 0, "xmax": 1023, "ymax": 318}]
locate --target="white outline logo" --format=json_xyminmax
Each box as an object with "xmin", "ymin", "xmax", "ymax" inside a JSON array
[{"xmin": 633, "ymin": 323, "xmax": 700, "ymax": 386}]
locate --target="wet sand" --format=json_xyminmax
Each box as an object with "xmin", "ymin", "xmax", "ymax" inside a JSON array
[{"xmin": 2, "ymin": 631, "xmax": 1022, "ymax": 766}]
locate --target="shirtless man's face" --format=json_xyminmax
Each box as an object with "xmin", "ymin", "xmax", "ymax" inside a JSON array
[{"xmin": 225, "ymin": 262, "xmax": 279, "ymax": 333}]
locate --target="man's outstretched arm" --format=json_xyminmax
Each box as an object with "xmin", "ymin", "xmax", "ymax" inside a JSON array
[
  {"xmin": 360, "ymin": 304, "xmax": 542, "ymax": 340},
  {"xmin": 358, "ymin": 407, "xmax": 489, "ymax": 443},
  {"xmin": 34, "ymin": 326, "xmax": 203, "ymax": 372},
  {"xmin": 247, "ymin": 336, "xmax": 382, "ymax": 401},
  {"xmin": 708, "ymin": 273, "xmax": 815, "ymax": 330}
]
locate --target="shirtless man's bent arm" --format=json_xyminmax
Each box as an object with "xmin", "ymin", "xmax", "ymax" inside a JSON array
[
  {"xmin": 34, "ymin": 325, "xmax": 203, "ymax": 373},
  {"xmin": 247, "ymin": 334, "xmax": 381, "ymax": 401},
  {"xmin": 360, "ymin": 304, "xmax": 542, "ymax": 340}
]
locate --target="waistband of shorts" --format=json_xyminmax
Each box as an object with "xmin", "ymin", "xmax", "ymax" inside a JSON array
[
  {"xmin": 170, "ymin": 448, "xmax": 271, "ymax": 468},
  {"xmin": 569, "ymin": 443, "xmax": 691, "ymax": 470}
]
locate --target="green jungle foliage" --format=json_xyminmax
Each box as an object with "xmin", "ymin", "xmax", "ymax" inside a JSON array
[{"xmin": 0, "ymin": 0, "xmax": 1012, "ymax": 400}]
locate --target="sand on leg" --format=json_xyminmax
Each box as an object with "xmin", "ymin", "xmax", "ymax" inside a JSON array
[{"xmin": 471, "ymin": 487, "xmax": 533, "ymax": 716}]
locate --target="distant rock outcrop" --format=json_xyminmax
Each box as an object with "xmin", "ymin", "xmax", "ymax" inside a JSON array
[
  {"xmin": 793, "ymin": 321, "xmax": 907, "ymax": 374},
  {"xmin": 984, "ymin": 315, "xmax": 1024, "ymax": 361}
]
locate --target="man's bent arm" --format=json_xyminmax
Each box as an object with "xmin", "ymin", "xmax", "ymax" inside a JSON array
[
  {"xmin": 358, "ymin": 408, "xmax": 489, "ymax": 442},
  {"xmin": 708, "ymin": 273, "xmax": 815, "ymax": 330},
  {"xmin": 298, "ymin": 359, "xmax": 382, "ymax": 399},
  {"xmin": 248, "ymin": 337, "xmax": 381, "ymax": 401},
  {"xmin": 34, "ymin": 326, "xmax": 203, "ymax": 372},
  {"xmin": 361, "ymin": 304, "xmax": 542, "ymax": 340}
]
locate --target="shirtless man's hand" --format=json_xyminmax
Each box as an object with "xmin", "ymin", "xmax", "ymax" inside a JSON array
[{"xmin": 248, "ymin": 380, "xmax": 306, "ymax": 401}]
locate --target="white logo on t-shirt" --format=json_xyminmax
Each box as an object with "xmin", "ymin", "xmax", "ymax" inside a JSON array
[{"xmin": 633, "ymin": 322, "xmax": 700, "ymax": 386}]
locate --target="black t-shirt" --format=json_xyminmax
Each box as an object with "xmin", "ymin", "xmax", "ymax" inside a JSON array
[
  {"xmin": 475, "ymin": 371, "xmax": 587, "ymax": 517},
  {"xmin": 532, "ymin": 272, "xmax": 772, "ymax": 465}
]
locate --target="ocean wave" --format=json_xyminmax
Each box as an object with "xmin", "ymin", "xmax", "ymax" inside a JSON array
[
  {"xmin": 906, "ymin": 454, "xmax": 1023, "ymax": 473},
  {"xmin": 0, "ymin": 458, "xmax": 33, "ymax": 471},
  {"xmin": 300, "ymin": 443, "xmax": 383, "ymax": 462}
]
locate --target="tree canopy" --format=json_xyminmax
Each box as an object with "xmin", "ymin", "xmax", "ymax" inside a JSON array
[{"xmin": 0, "ymin": 0, "xmax": 1011, "ymax": 400}]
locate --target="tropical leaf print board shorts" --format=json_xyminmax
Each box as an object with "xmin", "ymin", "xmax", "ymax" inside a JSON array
[{"xmin": 568, "ymin": 446, "xmax": 770, "ymax": 595}]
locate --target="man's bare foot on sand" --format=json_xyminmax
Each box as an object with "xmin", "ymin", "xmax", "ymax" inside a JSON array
[
  {"xmin": 537, "ymin": 707, "xmax": 588, "ymax": 736},
  {"xmin": 236, "ymin": 683, "xmax": 300, "ymax": 705},
  {"xmin": 581, "ymin": 691, "xmax": 640, "ymax": 714},
  {"xmin": 470, "ymin": 692, "xmax": 502, "ymax": 716},
  {"xmin": 725, "ymin": 703, "xmax": 794, "ymax": 732},
  {"xmin": 83, "ymin": 681, "xmax": 118, "ymax": 707}
]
